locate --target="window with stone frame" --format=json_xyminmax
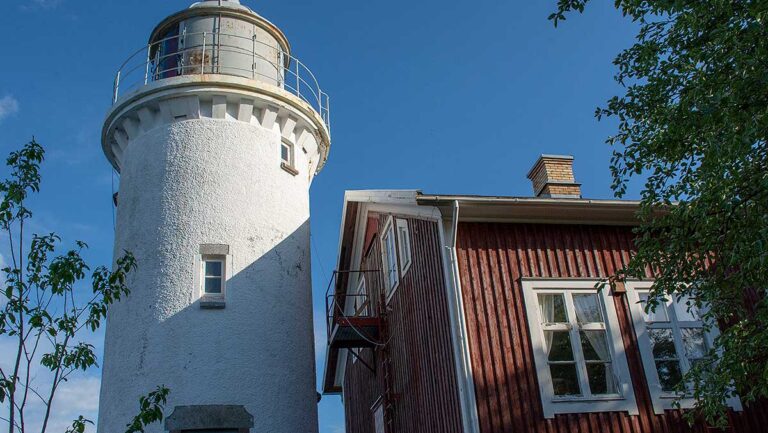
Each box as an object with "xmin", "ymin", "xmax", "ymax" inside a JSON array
[{"xmin": 202, "ymin": 256, "xmax": 225, "ymax": 296}]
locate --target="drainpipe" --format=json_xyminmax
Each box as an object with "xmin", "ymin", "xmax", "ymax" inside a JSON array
[{"xmin": 446, "ymin": 200, "xmax": 481, "ymax": 433}]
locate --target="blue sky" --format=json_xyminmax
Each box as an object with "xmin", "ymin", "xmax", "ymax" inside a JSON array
[{"xmin": 0, "ymin": 0, "xmax": 637, "ymax": 431}]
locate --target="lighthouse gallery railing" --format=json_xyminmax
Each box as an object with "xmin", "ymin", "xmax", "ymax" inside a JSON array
[{"xmin": 112, "ymin": 31, "xmax": 331, "ymax": 134}]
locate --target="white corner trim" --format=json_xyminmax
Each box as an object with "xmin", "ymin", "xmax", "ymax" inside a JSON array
[
  {"xmin": 521, "ymin": 279, "xmax": 639, "ymax": 418},
  {"xmin": 624, "ymin": 281, "xmax": 743, "ymax": 414}
]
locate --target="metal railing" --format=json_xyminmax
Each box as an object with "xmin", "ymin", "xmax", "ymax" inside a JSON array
[
  {"xmin": 112, "ymin": 31, "xmax": 331, "ymax": 134},
  {"xmin": 325, "ymin": 270, "xmax": 380, "ymax": 341}
]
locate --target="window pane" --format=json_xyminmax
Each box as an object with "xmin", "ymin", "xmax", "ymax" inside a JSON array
[
  {"xmin": 673, "ymin": 295, "xmax": 700, "ymax": 321},
  {"xmin": 384, "ymin": 230, "xmax": 398, "ymax": 288},
  {"xmin": 398, "ymin": 227, "xmax": 410, "ymax": 261},
  {"xmin": 545, "ymin": 331, "xmax": 574, "ymax": 362},
  {"xmin": 648, "ymin": 329, "xmax": 677, "ymax": 359},
  {"xmin": 549, "ymin": 363, "xmax": 581, "ymax": 396},
  {"xmin": 580, "ymin": 331, "xmax": 611, "ymax": 362},
  {"xmin": 638, "ymin": 293, "xmax": 669, "ymax": 322},
  {"xmin": 655, "ymin": 360, "xmax": 683, "ymax": 392},
  {"xmin": 573, "ymin": 293, "xmax": 603, "ymax": 324},
  {"xmin": 386, "ymin": 233, "xmax": 397, "ymax": 270},
  {"xmin": 281, "ymin": 143, "xmax": 290, "ymax": 162},
  {"xmin": 205, "ymin": 261, "xmax": 222, "ymax": 277},
  {"xmin": 538, "ymin": 294, "xmax": 567, "ymax": 324},
  {"xmin": 586, "ymin": 362, "xmax": 617, "ymax": 395},
  {"xmin": 204, "ymin": 277, "xmax": 222, "ymax": 294},
  {"xmin": 373, "ymin": 403, "xmax": 385, "ymax": 433},
  {"xmin": 681, "ymin": 328, "xmax": 708, "ymax": 359}
]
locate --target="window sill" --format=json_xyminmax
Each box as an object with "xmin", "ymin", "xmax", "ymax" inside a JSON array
[
  {"xmin": 281, "ymin": 162, "xmax": 299, "ymax": 176},
  {"xmin": 200, "ymin": 297, "xmax": 226, "ymax": 309},
  {"xmin": 543, "ymin": 396, "xmax": 637, "ymax": 418},
  {"xmin": 552, "ymin": 394, "xmax": 625, "ymax": 403}
]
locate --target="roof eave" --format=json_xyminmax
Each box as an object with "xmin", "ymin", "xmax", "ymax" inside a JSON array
[{"xmin": 416, "ymin": 194, "xmax": 644, "ymax": 226}]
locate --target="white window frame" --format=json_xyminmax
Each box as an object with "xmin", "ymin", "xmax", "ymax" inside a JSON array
[
  {"xmin": 395, "ymin": 218, "xmax": 412, "ymax": 275},
  {"xmin": 371, "ymin": 397, "xmax": 385, "ymax": 433},
  {"xmin": 522, "ymin": 279, "xmax": 638, "ymax": 418},
  {"xmin": 354, "ymin": 276, "xmax": 370, "ymax": 317},
  {"xmin": 625, "ymin": 281, "xmax": 742, "ymax": 414},
  {"xmin": 194, "ymin": 253, "xmax": 232, "ymax": 301},
  {"xmin": 280, "ymin": 138, "xmax": 299, "ymax": 176},
  {"xmin": 381, "ymin": 217, "xmax": 399, "ymax": 300},
  {"xmin": 350, "ymin": 276, "xmax": 369, "ymax": 364},
  {"xmin": 281, "ymin": 139, "xmax": 294, "ymax": 166}
]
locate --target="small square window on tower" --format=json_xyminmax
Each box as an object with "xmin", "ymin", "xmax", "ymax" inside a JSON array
[
  {"xmin": 280, "ymin": 139, "xmax": 298, "ymax": 176},
  {"xmin": 196, "ymin": 244, "xmax": 231, "ymax": 309},
  {"xmin": 281, "ymin": 141, "xmax": 292, "ymax": 164},
  {"xmin": 203, "ymin": 257, "xmax": 224, "ymax": 294}
]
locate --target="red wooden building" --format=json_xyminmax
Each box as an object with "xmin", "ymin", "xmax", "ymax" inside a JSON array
[{"xmin": 322, "ymin": 155, "xmax": 767, "ymax": 433}]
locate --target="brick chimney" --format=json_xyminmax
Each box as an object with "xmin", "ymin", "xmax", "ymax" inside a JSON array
[{"xmin": 526, "ymin": 154, "xmax": 582, "ymax": 198}]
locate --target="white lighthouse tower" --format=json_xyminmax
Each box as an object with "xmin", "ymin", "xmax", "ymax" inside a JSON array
[{"xmin": 98, "ymin": 1, "xmax": 329, "ymax": 432}]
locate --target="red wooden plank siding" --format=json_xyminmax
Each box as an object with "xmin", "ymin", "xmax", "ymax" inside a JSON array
[
  {"xmin": 456, "ymin": 222, "xmax": 768, "ymax": 433},
  {"xmin": 342, "ymin": 216, "xmax": 463, "ymax": 433}
]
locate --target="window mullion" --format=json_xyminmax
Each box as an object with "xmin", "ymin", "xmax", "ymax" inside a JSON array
[
  {"xmin": 667, "ymin": 302, "xmax": 690, "ymax": 374},
  {"xmin": 565, "ymin": 292, "xmax": 591, "ymax": 397}
]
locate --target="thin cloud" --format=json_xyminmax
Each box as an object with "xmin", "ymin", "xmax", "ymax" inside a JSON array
[
  {"xmin": 0, "ymin": 96, "xmax": 19, "ymax": 122},
  {"xmin": 29, "ymin": 0, "xmax": 62, "ymax": 9},
  {"xmin": 19, "ymin": 0, "xmax": 64, "ymax": 12}
]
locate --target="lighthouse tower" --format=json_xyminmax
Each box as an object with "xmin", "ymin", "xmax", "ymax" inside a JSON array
[{"xmin": 97, "ymin": 1, "xmax": 329, "ymax": 432}]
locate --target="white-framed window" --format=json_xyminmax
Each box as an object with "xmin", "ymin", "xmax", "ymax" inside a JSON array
[
  {"xmin": 281, "ymin": 139, "xmax": 293, "ymax": 166},
  {"xmin": 201, "ymin": 255, "xmax": 226, "ymax": 296},
  {"xmin": 280, "ymin": 138, "xmax": 298, "ymax": 175},
  {"xmin": 354, "ymin": 276, "xmax": 370, "ymax": 317},
  {"xmin": 372, "ymin": 398, "xmax": 385, "ymax": 433},
  {"xmin": 194, "ymin": 245, "xmax": 232, "ymax": 307},
  {"xmin": 625, "ymin": 281, "xmax": 742, "ymax": 413},
  {"xmin": 381, "ymin": 217, "xmax": 399, "ymax": 298},
  {"xmin": 350, "ymin": 276, "xmax": 369, "ymax": 364},
  {"xmin": 522, "ymin": 279, "xmax": 638, "ymax": 418},
  {"xmin": 395, "ymin": 218, "xmax": 412, "ymax": 275}
]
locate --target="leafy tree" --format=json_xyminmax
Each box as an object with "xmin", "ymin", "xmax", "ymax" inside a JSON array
[
  {"xmin": 0, "ymin": 139, "xmax": 169, "ymax": 432},
  {"xmin": 550, "ymin": 0, "xmax": 768, "ymax": 427}
]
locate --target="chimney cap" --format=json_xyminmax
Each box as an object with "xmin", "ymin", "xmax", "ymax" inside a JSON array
[{"xmin": 526, "ymin": 154, "xmax": 575, "ymax": 180}]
